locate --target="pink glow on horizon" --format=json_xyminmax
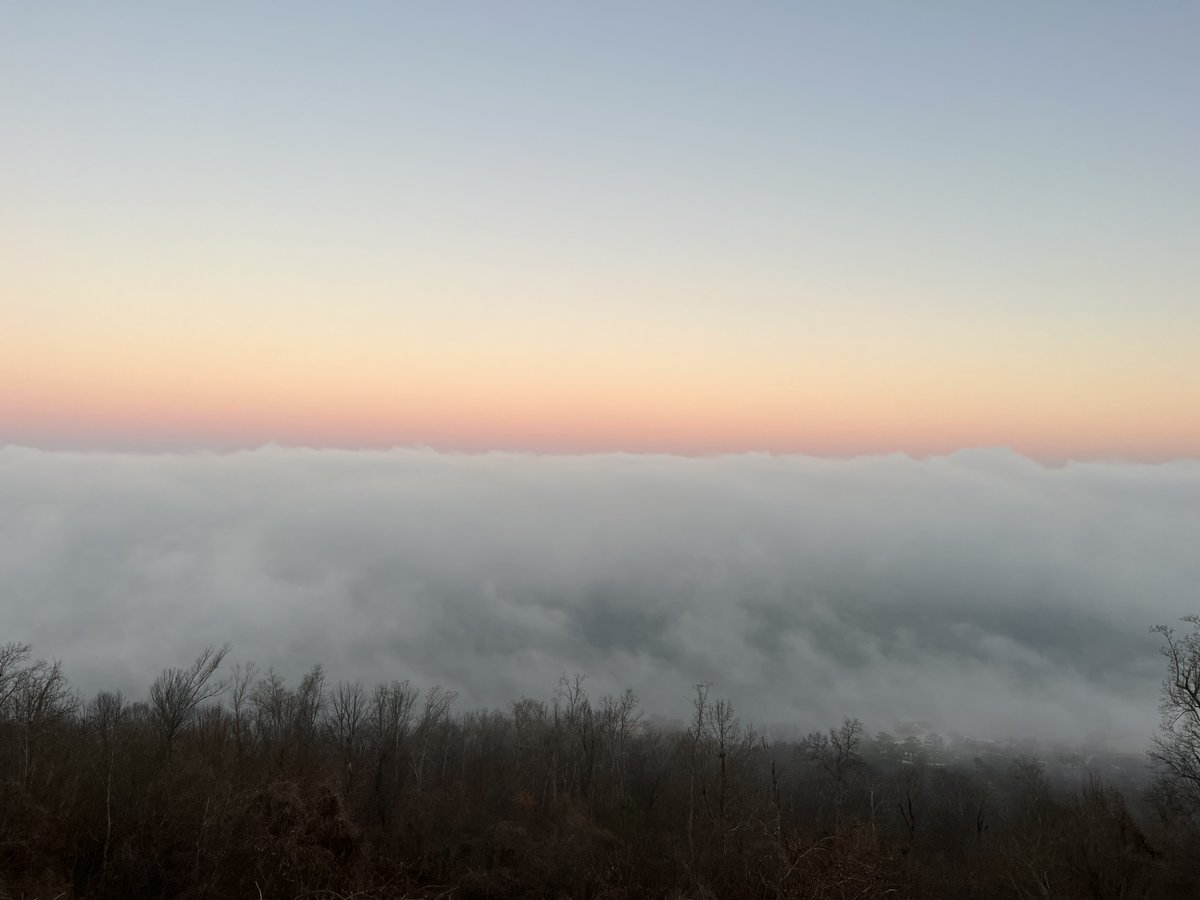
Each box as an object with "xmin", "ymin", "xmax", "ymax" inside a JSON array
[
  {"xmin": 3, "ymin": 321, "xmax": 1197, "ymax": 461},
  {"xmin": 4, "ymin": 392, "xmax": 1196, "ymax": 462}
]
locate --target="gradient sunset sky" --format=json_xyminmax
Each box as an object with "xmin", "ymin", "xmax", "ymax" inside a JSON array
[{"xmin": 2, "ymin": 4, "xmax": 1197, "ymax": 459}]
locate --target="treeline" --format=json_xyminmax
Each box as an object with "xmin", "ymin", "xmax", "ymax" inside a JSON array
[{"xmin": 0, "ymin": 641, "xmax": 1197, "ymax": 899}]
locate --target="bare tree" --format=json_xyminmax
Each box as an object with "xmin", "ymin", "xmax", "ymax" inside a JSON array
[
  {"xmin": 327, "ymin": 679, "xmax": 367, "ymax": 792},
  {"xmin": 251, "ymin": 668, "xmax": 290, "ymax": 758},
  {"xmin": 149, "ymin": 644, "xmax": 230, "ymax": 754},
  {"xmin": 512, "ymin": 697, "xmax": 546, "ymax": 800},
  {"xmin": 685, "ymin": 682, "xmax": 710, "ymax": 866},
  {"xmin": 556, "ymin": 673, "xmax": 596, "ymax": 800},
  {"xmin": 88, "ymin": 690, "xmax": 128, "ymax": 878},
  {"xmin": 369, "ymin": 679, "xmax": 419, "ymax": 829},
  {"xmin": 10, "ymin": 656, "xmax": 77, "ymax": 786},
  {"xmin": 290, "ymin": 665, "xmax": 326, "ymax": 768},
  {"xmin": 411, "ymin": 684, "xmax": 456, "ymax": 791},
  {"xmin": 708, "ymin": 696, "xmax": 755, "ymax": 852},
  {"xmin": 599, "ymin": 688, "xmax": 642, "ymax": 803},
  {"xmin": 227, "ymin": 661, "xmax": 257, "ymax": 760},
  {"xmin": 1149, "ymin": 616, "xmax": 1200, "ymax": 813},
  {"xmin": 0, "ymin": 642, "xmax": 31, "ymax": 714},
  {"xmin": 802, "ymin": 717, "xmax": 863, "ymax": 824},
  {"xmin": 804, "ymin": 717, "xmax": 863, "ymax": 786}
]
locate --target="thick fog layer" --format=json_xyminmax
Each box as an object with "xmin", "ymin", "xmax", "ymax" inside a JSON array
[{"xmin": 2, "ymin": 446, "xmax": 1197, "ymax": 745}]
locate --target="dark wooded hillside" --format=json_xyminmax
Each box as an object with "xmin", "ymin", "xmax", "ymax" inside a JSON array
[{"xmin": 2, "ymin": 638, "xmax": 1198, "ymax": 899}]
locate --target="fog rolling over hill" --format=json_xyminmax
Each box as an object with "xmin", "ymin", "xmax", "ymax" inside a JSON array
[{"xmin": 2, "ymin": 446, "xmax": 1197, "ymax": 745}]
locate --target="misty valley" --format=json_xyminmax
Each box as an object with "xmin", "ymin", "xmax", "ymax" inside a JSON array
[{"xmin": 4, "ymin": 449, "xmax": 1200, "ymax": 897}]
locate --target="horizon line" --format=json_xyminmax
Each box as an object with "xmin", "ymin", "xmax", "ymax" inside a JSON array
[{"xmin": 4, "ymin": 441, "xmax": 1198, "ymax": 468}]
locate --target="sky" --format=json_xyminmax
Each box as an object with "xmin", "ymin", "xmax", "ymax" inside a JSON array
[
  {"xmin": 5, "ymin": 446, "xmax": 1198, "ymax": 745},
  {"xmin": 2, "ymin": 3, "xmax": 1197, "ymax": 458}
]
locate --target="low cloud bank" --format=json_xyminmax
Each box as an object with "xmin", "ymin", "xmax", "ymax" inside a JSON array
[{"xmin": 2, "ymin": 446, "xmax": 1198, "ymax": 745}]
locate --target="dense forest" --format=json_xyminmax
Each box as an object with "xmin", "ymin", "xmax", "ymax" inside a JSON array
[{"xmin": 3, "ymin": 625, "xmax": 1200, "ymax": 899}]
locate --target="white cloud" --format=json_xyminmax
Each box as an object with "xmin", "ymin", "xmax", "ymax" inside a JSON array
[{"xmin": 2, "ymin": 445, "xmax": 1197, "ymax": 745}]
